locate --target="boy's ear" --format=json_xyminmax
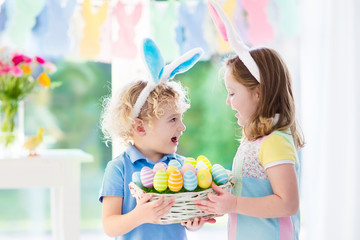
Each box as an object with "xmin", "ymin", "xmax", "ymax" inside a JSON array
[{"xmin": 132, "ymin": 118, "xmax": 146, "ymax": 136}]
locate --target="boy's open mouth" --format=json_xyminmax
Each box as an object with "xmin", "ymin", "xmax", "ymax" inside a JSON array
[{"xmin": 171, "ymin": 137, "xmax": 178, "ymax": 143}]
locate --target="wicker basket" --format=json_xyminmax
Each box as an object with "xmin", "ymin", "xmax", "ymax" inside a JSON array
[{"xmin": 129, "ymin": 170, "xmax": 236, "ymax": 224}]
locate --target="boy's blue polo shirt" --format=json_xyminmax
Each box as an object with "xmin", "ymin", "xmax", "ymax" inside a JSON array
[{"xmin": 99, "ymin": 144, "xmax": 187, "ymax": 240}]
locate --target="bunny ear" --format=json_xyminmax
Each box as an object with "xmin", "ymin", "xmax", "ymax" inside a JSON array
[
  {"xmin": 207, "ymin": 0, "xmax": 260, "ymax": 82},
  {"xmin": 132, "ymin": 38, "xmax": 203, "ymax": 119},
  {"xmin": 207, "ymin": 1, "xmax": 228, "ymax": 42},
  {"xmin": 160, "ymin": 48, "xmax": 204, "ymax": 81},
  {"xmin": 143, "ymin": 38, "xmax": 164, "ymax": 84}
]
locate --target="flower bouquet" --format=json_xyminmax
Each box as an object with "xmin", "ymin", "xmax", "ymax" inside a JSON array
[{"xmin": 0, "ymin": 50, "xmax": 57, "ymax": 148}]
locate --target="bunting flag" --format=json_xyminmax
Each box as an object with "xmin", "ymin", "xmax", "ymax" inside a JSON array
[
  {"xmin": 242, "ymin": 0, "xmax": 274, "ymax": 45},
  {"xmin": 175, "ymin": 1, "xmax": 210, "ymax": 60},
  {"xmin": 217, "ymin": 0, "xmax": 235, "ymax": 54},
  {"xmin": 36, "ymin": 0, "xmax": 76, "ymax": 57},
  {"xmin": 6, "ymin": 0, "xmax": 45, "ymax": 48},
  {"xmin": 112, "ymin": 0, "xmax": 142, "ymax": 59},
  {"xmin": 80, "ymin": 0, "xmax": 109, "ymax": 59},
  {"xmin": 67, "ymin": 9, "xmax": 85, "ymax": 59},
  {"xmin": 0, "ymin": 3, "xmax": 6, "ymax": 32},
  {"xmin": 150, "ymin": 0, "xmax": 178, "ymax": 62},
  {"xmin": 97, "ymin": 11, "xmax": 112, "ymax": 63},
  {"xmin": 0, "ymin": 0, "xmax": 4, "ymax": 13},
  {"xmin": 233, "ymin": 0, "xmax": 250, "ymax": 46},
  {"xmin": 274, "ymin": 0, "xmax": 300, "ymax": 37},
  {"xmin": 0, "ymin": 0, "xmax": 295, "ymax": 62}
]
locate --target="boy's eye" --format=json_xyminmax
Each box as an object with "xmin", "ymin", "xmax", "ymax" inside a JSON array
[{"xmin": 170, "ymin": 118, "xmax": 176, "ymax": 122}]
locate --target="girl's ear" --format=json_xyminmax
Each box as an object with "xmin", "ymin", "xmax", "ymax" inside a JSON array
[
  {"xmin": 255, "ymin": 86, "xmax": 261, "ymax": 100},
  {"xmin": 132, "ymin": 118, "xmax": 146, "ymax": 136}
]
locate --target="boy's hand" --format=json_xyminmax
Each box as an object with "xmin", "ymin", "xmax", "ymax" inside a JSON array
[
  {"xmin": 181, "ymin": 217, "xmax": 216, "ymax": 231},
  {"xmin": 135, "ymin": 194, "xmax": 174, "ymax": 224},
  {"xmin": 195, "ymin": 182, "xmax": 237, "ymax": 215}
]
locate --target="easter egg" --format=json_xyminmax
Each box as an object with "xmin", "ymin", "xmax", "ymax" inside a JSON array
[
  {"xmin": 180, "ymin": 163, "xmax": 196, "ymax": 175},
  {"xmin": 184, "ymin": 157, "xmax": 196, "ymax": 167},
  {"xmin": 168, "ymin": 169, "xmax": 183, "ymax": 192},
  {"xmin": 140, "ymin": 166, "xmax": 154, "ymax": 188},
  {"xmin": 197, "ymin": 169, "xmax": 212, "ymax": 189},
  {"xmin": 211, "ymin": 164, "xmax": 229, "ymax": 185},
  {"xmin": 183, "ymin": 170, "xmax": 198, "ymax": 191},
  {"xmin": 168, "ymin": 159, "xmax": 182, "ymax": 169},
  {"xmin": 153, "ymin": 169, "xmax": 168, "ymax": 192},
  {"xmin": 197, "ymin": 155, "xmax": 212, "ymax": 172},
  {"xmin": 195, "ymin": 160, "xmax": 208, "ymax": 172},
  {"xmin": 153, "ymin": 162, "xmax": 167, "ymax": 173},
  {"xmin": 132, "ymin": 171, "xmax": 143, "ymax": 187},
  {"xmin": 166, "ymin": 165, "xmax": 179, "ymax": 175}
]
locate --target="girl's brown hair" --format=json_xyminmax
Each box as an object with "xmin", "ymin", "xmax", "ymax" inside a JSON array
[{"xmin": 226, "ymin": 48, "xmax": 304, "ymax": 149}]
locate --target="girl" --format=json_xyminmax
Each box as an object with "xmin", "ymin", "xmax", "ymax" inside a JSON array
[
  {"xmin": 196, "ymin": 1, "xmax": 305, "ymax": 239},
  {"xmin": 99, "ymin": 38, "xmax": 212, "ymax": 240}
]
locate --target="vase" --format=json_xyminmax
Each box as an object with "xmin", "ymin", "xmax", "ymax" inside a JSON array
[{"xmin": 0, "ymin": 100, "xmax": 25, "ymax": 158}]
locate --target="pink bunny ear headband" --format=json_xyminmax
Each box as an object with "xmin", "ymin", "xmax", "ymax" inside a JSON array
[
  {"xmin": 131, "ymin": 38, "xmax": 203, "ymax": 119},
  {"xmin": 207, "ymin": 0, "xmax": 260, "ymax": 82}
]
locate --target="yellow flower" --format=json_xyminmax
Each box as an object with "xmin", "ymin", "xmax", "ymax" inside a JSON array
[
  {"xmin": 20, "ymin": 64, "xmax": 32, "ymax": 75},
  {"xmin": 38, "ymin": 72, "xmax": 51, "ymax": 87}
]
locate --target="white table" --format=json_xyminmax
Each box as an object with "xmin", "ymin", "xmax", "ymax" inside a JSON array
[{"xmin": 0, "ymin": 149, "xmax": 93, "ymax": 240}]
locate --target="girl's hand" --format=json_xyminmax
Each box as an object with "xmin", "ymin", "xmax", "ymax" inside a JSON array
[
  {"xmin": 135, "ymin": 194, "xmax": 174, "ymax": 224},
  {"xmin": 195, "ymin": 182, "xmax": 237, "ymax": 215},
  {"xmin": 181, "ymin": 217, "xmax": 216, "ymax": 231}
]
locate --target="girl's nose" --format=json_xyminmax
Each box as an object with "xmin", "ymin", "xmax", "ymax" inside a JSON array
[{"xmin": 226, "ymin": 96, "xmax": 231, "ymax": 106}]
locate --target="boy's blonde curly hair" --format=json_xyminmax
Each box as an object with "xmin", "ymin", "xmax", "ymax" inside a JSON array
[{"xmin": 101, "ymin": 80, "xmax": 190, "ymax": 146}]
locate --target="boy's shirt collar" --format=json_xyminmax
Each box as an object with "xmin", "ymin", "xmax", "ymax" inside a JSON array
[{"xmin": 126, "ymin": 144, "xmax": 176, "ymax": 164}]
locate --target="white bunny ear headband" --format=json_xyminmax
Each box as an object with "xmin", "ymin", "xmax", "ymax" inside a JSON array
[
  {"xmin": 207, "ymin": 0, "xmax": 260, "ymax": 82},
  {"xmin": 131, "ymin": 38, "xmax": 204, "ymax": 119}
]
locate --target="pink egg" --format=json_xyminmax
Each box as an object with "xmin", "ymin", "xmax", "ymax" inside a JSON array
[
  {"xmin": 140, "ymin": 166, "xmax": 154, "ymax": 188},
  {"xmin": 180, "ymin": 163, "xmax": 196, "ymax": 175},
  {"xmin": 153, "ymin": 162, "xmax": 167, "ymax": 173}
]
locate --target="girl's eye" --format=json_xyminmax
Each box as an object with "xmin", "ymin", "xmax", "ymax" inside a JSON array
[
  {"xmin": 229, "ymin": 93, "xmax": 234, "ymax": 97},
  {"xmin": 170, "ymin": 118, "xmax": 176, "ymax": 122}
]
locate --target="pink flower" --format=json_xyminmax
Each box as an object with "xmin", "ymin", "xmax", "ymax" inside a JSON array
[
  {"xmin": 10, "ymin": 66, "xmax": 23, "ymax": 77},
  {"xmin": 11, "ymin": 53, "xmax": 32, "ymax": 66},
  {"xmin": 0, "ymin": 61, "xmax": 11, "ymax": 75},
  {"xmin": 35, "ymin": 56, "xmax": 46, "ymax": 64},
  {"xmin": 43, "ymin": 62, "xmax": 57, "ymax": 74}
]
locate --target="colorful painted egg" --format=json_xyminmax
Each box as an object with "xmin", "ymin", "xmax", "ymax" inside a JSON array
[
  {"xmin": 180, "ymin": 163, "xmax": 196, "ymax": 175},
  {"xmin": 153, "ymin": 162, "xmax": 167, "ymax": 173},
  {"xmin": 211, "ymin": 164, "xmax": 229, "ymax": 185},
  {"xmin": 184, "ymin": 157, "xmax": 197, "ymax": 167},
  {"xmin": 197, "ymin": 155, "xmax": 212, "ymax": 172},
  {"xmin": 195, "ymin": 160, "xmax": 208, "ymax": 172},
  {"xmin": 183, "ymin": 170, "xmax": 198, "ymax": 191},
  {"xmin": 168, "ymin": 159, "xmax": 182, "ymax": 169},
  {"xmin": 197, "ymin": 169, "xmax": 212, "ymax": 189},
  {"xmin": 140, "ymin": 166, "xmax": 154, "ymax": 188},
  {"xmin": 153, "ymin": 169, "xmax": 168, "ymax": 192},
  {"xmin": 166, "ymin": 165, "xmax": 179, "ymax": 175},
  {"xmin": 132, "ymin": 171, "xmax": 143, "ymax": 187},
  {"xmin": 168, "ymin": 169, "xmax": 183, "ymax": 192}
]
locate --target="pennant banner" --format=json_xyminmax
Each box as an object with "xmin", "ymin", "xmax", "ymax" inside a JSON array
[
  {"xmin": 113, "ymin": 1, "xmax": 142, "ymax": 59},
  {"xmin": 151, "ymin": 0, "xmax": 178, "ymax": 62},
  {"xmin": 0, "ymin": 0, "xmax": 299, "ymax": 62},
  {"xmin": 176, "ymin": 1, "xmax": 211, "ymax": 60}
]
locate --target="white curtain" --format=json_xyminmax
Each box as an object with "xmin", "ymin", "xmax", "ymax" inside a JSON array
[{"xmin": 300, "ymin": 0, "xmax": 359, "ymax": 239}]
